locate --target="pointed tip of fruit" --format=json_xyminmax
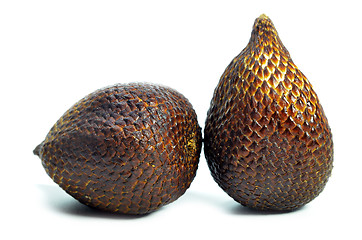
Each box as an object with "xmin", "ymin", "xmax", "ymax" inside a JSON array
[
  {"xmin": 33, "ymin": 142, "xmax": 43, "ymax": 157},
  {"xmin": 248, "ymin": 14, "xmax": 290, "ymax": 58},
  {"xmin": 251, "ymin": 13, "xmax": 278, "ymax": 39},
  {"xmin": 258, "ymin": 13, "xmax": 269, "ymax": 20},
  {"xmin": 254, "ymin": 13, "xmax": 274, "ymax": 28}
]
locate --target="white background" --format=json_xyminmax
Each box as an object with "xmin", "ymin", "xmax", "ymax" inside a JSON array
[{"xmin": 1, "ymin": 0, "xmax": 361, "ymax": 239}]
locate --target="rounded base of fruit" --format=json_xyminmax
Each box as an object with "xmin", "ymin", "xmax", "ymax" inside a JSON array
[
  {"xmin": 236, "ymin": 201, "xmax": 307, "ymax": 212},
  {"xmin": 226, "ymin": 192, "xmax": 316, "ymax": 212},
  {"xmin": 76, "ymin": 199, "xmax": 160, "ymax": 215},
  {"xmin": 233, "ymin": 204, "xmax": 303, "ymax": 215},
  {"xmin": 65, "ymin": 188, "xmax": 175, "ymax": 215},
  {"xmin": 70, "ymin": 194, "xmax": 165, "ymax": 216}
]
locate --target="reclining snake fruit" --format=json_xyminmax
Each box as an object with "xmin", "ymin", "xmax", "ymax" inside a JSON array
[
  {"xmin": 204, "ymin": 14, "xmax": 333, "ymax": 211},
  {"xmin": 34, "ymin": 83, "xmax": 202, "ymax": 214}
]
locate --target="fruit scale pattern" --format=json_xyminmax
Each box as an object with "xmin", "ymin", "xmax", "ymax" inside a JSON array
[
  {"xmin": 204, "ymin": 15, "xmax": 333, "ymax": 210},
  {"xmin": 34, "ymin": 83, "xmax": 202, "ymax": 214}
]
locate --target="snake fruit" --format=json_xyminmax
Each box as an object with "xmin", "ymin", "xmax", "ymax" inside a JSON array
[
  {"xmin": 204, "ymin": 14, "xmax": 333, "ymax": 211},
  {"xmin": 34, "ymin": 83, "xmax": 202, "ymax": 214}
]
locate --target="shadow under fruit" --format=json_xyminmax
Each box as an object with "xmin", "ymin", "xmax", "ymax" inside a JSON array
[
  {"xmin": 204, "ymin": 14, "xmax": 333, "ymax": 211},
  {"xmin": 34, "ymin": 83, "xmax": 202, "ymax": 215}
]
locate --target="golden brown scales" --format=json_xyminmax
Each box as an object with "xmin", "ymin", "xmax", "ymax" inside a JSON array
[
  {"xmin": 204, "ymin": 14, "xmax": 333, "ymax": 211},
  {"xmin": 34, "ymin": 83, "xmax": 202, "ymax": 214}
]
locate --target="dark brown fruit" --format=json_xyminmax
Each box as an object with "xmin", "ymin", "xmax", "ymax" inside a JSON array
[
  {"xmin": 34, "ymin": 83, "xmax": 202, "ymax": 214},
  {"xmin": 204, "ymin": 14, "xmax": 333, "ymax": 211}
]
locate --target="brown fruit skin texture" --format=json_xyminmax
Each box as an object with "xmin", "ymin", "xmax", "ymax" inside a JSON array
[
  {"xmin": 204, "ymin": 15, "xmax": 333, "ymax": 211},
  {"xmin": 34, "ymin": 83, "xmax": 202, "ymax": 214}
]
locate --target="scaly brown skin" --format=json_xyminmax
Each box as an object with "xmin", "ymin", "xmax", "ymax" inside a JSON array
[
  {"xmin": 204, "ymin": 14, "xmax": 333, "ymax": 211},
  {"xmin": 34, "ymin": 83, "xmax": 202, "ymax": 214}
]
